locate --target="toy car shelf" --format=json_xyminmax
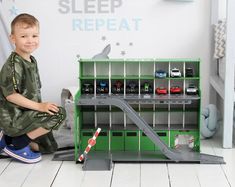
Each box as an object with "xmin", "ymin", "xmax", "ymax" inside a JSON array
[{"xmin": 72, "ymin": 58, "xmax": 224, "ymax": 170}]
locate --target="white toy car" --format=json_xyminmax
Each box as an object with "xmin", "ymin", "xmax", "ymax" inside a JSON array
[
  {"xmin": 186, "ymin": 84, "xmax": 198, "ymax": 95},
  {"xmin": 170, "ymin": 68, "xmax": 181, "ymax": 77}
]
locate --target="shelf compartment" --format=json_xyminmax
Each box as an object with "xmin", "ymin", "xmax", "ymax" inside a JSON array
[
  {"xmin": 140, "ymin": 80, "xmax": 154, "ymax": 94},
  {"xmin": 169, "ymin": 61, "xmax": 184, "ymax": 77},
  {"xmin": 111, "ymin": 112, "xmax": 124, "ymax": 128},
  {"xmin": 184, "ymin": 111, "xmax": 199, "ymax": 129},
  {"xmin": 96, "ymin": 79, "xmax": 109, "ymax": 94},
  {"xmin": 80, "ymin": 61, "xmax": 94, "ymax": 78},
  {"xmin": 111, "ymin": 61, "xmax": 124, "ymax": 77},
  {"xmin": 125, "ymin": 60, "xmax": 139, "ymax": 78},
  {"xmin": 124, "ymin": 130, "xmax": 140, "ymax": 151},
  {"xmin": 80, "ymin": 129, "xmax": 95, "ymax": 151},
  {"xmin": 140, "ymin": 131, "xmax": 155, "ymax": 151},
  {"xmin": 185, "ymin": 61, "xmax": 200, "ymax": 77},
  {"xmin": 82, "ymin": 112, "xmax": 95, "ymax": 126},
  {"xmin": 155, "ymin": 112, "xmax": 168, "ymax": 128},
  {"xmin": 95, "ymin": 130, "xmax": 109, "ymax": 151},
  {"xmin": 155, "ymin": 131, "xmax": 169, "ymax": 151},
  {"xmin": 81, "ymin": 80, "xmax": 94, "ymax": 94},
  {"xmin": 140, "ymin": 112, "xmax": 153, "ymax": 125},
  {"xmin": 111, "ymin": 79, "xmax": 124, "ymax": 94},
  {"xmin": 126, "ymin": 80, "xmax": 139, "ymax": 94},
  {"xmin": 110, "ymin": 131, "xmax": 125, "ymax": 151},
  {"xmin": 96, "ymin": 61, "xmax": 109, "ymax": 78},
  {"xmin": 155, "ymin": 61, "xmax": 169, "ymax": 78},
  {"xmin": 170, "ymin": 130, "xmax": 200, "ymax": 151},
  {"xmin": 140, "ymin": 60, "xmax": 155, "ymax": 78},
  {"xmin": 97, "ymin": 112, "xmax": 110, "ymax": 126},
  {"xmin": 170, "ymin": 111, "xmax": 184, "ymax": 129}
]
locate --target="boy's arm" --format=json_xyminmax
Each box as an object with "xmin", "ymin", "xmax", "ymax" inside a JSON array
[{"xmin": 6, "ymin": 93, "xmax": 59, "ymax": 115}]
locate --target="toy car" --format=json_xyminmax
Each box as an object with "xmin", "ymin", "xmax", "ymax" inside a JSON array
[
  {"xmin": 141, "ymin": 82, "xmax": 153, "ymax": 94},
  {"xmin": 185, "ymin": 67, "xmax": 194, "ymax": 77},
  {"xmin": 156, "ymin": 87, "xmax": 168, "ymax": 95},
  {"xmin": 170, "ymin": 68, "xmax": 181, "ymax": 78},
  {"xmin": 170, "ymin": 86, "xmax": 182, "ymax": 94},
  {"xmin": 186, "ymin": 84, "xmax": 198, "ymax": 95},
  {"xmin": 126, "ymin": 82, "xmax": 138, "ymax": 94},
  {"xmin": 155, "ymin": 70, "xmax": 167, "ymax": 78},
  {"xmin": 82, "ymin": 83, "xmax": 94, "ymax": 94},
  {"xmin": 96, "ymin": 81, "xmax": 109, "ymax": 93},
  {"xmin": 112, "ymin": 80, "xmax": 124, "ymax": 94}
]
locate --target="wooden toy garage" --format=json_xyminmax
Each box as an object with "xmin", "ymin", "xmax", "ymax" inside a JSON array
[{"xmin": 57, "ymin": 58, "xmax": 224, "ymax": 170}]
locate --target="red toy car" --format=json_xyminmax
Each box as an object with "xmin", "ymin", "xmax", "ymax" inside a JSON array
[
  {"xmin": 170, "ymin": 86, "xmax": 182, "ymax": 94},
  {"xmin": 156, "ymin": 87, "xmax": 168, "ymax": 95},
  {"xmin": 112, "ymin": 80, "xmax": 124, "ymax": 94}
]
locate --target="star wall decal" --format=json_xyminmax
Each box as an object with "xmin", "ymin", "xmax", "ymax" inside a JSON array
[
  {"xmin": 9, "ymin": 6, "xmax": 18, "ymax": 16},
  {"xmin": 121, "ymin": 51, "xmax": 126, "ymax": 56},
  {"xmin": 101, "ymin": 36, "xmax": 106, "ymax": 41}
]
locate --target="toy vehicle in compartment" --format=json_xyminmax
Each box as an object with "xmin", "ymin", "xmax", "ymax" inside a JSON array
[
  {"xmin": 126, "ymin": 82, "xmax": 138, "ymax": 94},
  {"xmin": 112, "ymin": 80, "xmax": 124, "ymax": 94},
  {"xmin": 170, "ymin": 68, "xmax": 181, "ymax": 78},
  {"xmin": 156, "ymin": 87, "xmax": 168, "ymax": 95},
  {"xmin": 155, "ymin": 70, "xmax": 167, "ymax": 78},
  {"xmin": 170, "ymin": 86, "xmax": 182, "ymax": 94},
  {"xmin": 96, "ymin": 81, "xmax": 109, "ymax": 93},
  {"xmin": 186, "ymin": 84, "xmax": 198, "ymax": 95},
  {"xmin": 82, "ymin": 83, "xmax": 94, "ymax": 94},
  {"xmin": 185, "ymin": 67, "xmax": 194, "ymax": 77},
  {"xmin": 141, "ymin": 82, "xmax": 153, "ymax": 94}
]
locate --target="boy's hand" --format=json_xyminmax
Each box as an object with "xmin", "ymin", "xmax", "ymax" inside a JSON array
[
  {"xmin": 38, "ymin": 102, "xmax": 59, "ymax": 115},
  {"xmin": 6, "ymin": 93, "xmax": 59, "ymax": 115}
]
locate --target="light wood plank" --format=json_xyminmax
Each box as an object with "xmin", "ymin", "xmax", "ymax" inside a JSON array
[
  {"xmin": 80, "ymin": 170, "xmax": 113, "ymax": 187},
  {"xmin": 22, "ymin": 155, "xmax": 62, "ymax": 187},
  {"xmin": 0, "ymin": 160, "xmax": 35, "ymax": 187},
  {"xmin": 111, "ymin": 163, "xmax": 140, "ymax": 187},
  {"xmin": 195, "ymin": 164, "xmax": 230, "ymax": 187},
  {"xmin": 0, "ymin": 158, "xmax": 11, "ymax": 174},
  {"xmin": 211, "ymin": 137, "xmax": 235, "ymax": 187},
  {"xmin": 168, "ymin": 164, "xmax": 200, "ymax": 187},
  {"xmin": 194, "ymin": 139, "xmax": 230, "ymax": 187},
  {"xmin": 141, "ymin": 163, "xmax": 169, "ymax": 187},
  {"xmin": 52, "ymin": 161, "xmax": 84, "ymax": 187}
]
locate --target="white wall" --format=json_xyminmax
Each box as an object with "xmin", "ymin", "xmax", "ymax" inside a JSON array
[{"xmin": 0, "ymin": 0, "xmax": 211, "ymax": 107}]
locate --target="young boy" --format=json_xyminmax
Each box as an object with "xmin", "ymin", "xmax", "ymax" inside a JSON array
[{"xmin": 0, "ymin": 13, "xmax": 66, "ymax": 163}]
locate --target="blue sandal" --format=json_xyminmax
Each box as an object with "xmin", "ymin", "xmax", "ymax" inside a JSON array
[
  {"xmin": 4, "ymin": 145, "xmax": 42, "ymax": 163},
  {"xmin": 0, "ymin": 131, "xmax": 6, "ymax": 151}
]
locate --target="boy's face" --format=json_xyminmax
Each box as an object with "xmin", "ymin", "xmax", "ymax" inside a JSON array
[{"xmin": 10, "ymin": 23, "xmax": 40, "ymax": 56}]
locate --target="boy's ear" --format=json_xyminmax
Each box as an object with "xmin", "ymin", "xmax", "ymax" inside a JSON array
[{"xmin": 9, "ymin": 34, "xmax": 15, "ymax": 44}]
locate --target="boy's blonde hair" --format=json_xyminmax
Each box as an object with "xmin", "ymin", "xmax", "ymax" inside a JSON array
[{"xmin": 11, "ymin": 13, "xmax": 39, "ymax": 34}]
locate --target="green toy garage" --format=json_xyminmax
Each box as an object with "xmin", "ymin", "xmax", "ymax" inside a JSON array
[{"xmin": 60, "ymin": 58, "xmax": 224, "ymax": 170}]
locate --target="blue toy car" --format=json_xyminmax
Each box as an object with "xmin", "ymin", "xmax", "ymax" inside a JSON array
[
  {"xmin": 96, "ymin": 81, "xmax": 109, "ymax": 94},
  {"xmin": 155, "ymin": 70, "xmax": 167, "ymax": 78}
]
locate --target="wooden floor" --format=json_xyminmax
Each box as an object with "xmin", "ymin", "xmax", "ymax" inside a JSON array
[{"xmin": 0, "ymin": 137, "xmax": 234, "ymax": 187}]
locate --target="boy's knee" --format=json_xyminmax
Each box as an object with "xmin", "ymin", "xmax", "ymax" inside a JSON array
[
  {"xmin": 49, "ymin": 106, "xmax": 66, "ymax": 130},
  {"xmin": 58, "ymin": 106, "xmax": 66, "ymax": 121}
]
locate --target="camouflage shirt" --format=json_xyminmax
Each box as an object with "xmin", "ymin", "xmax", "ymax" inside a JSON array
[{"xmin": 0, "ymin": 52, "xmax": 42, "ymax": 129}]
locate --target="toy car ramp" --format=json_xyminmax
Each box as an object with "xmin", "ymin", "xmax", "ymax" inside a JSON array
[{"xmin": 77, "ymin": 96, "xmax": 225, "ymax": 165}]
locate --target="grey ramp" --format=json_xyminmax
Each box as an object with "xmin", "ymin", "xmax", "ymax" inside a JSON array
[{"xmin": 77, "ymin": 96, "xmax": 225, "ymax": 164}]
